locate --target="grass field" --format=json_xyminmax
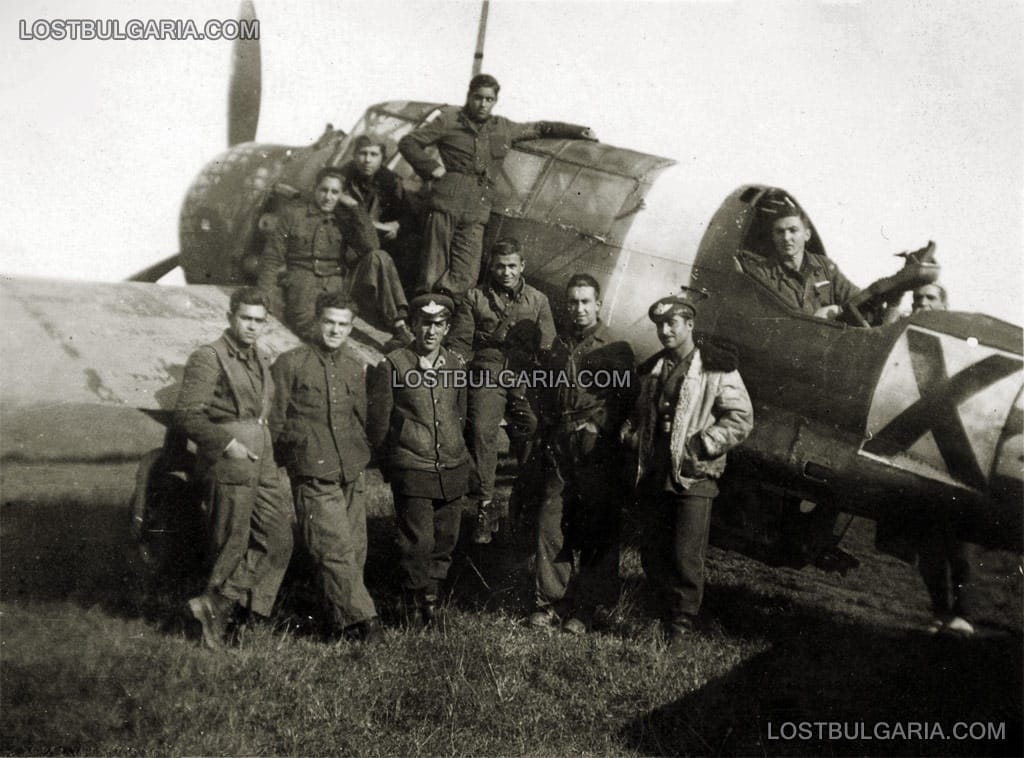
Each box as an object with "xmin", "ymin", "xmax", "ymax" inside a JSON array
[{"xmin": 2, "ymin": 459, "xmax": 1021, "ymax": 756}]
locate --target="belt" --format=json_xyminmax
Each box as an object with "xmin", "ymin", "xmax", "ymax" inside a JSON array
[
  {"xmin": 289, "ymin": 258, "xmax": 343, "ymax": 277},
  {"xmin": 445, "ymin": 169, "xmax": 492, "ymax": 187}
]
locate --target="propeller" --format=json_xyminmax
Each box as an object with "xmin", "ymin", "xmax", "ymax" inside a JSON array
[
  {"xmin": 472, "ymin": 1, "xmax": 490, "ymax": 77},
  {"xmin": 227, "ymin": 0, "xmax": 262, "ymax": 146}
]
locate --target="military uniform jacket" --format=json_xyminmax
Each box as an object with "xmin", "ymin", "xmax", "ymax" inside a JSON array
[
  {"xmin": 743, "ymin": 251, "xmax": 860, "ymax": 315},
  {"xmin": 542, "ymin": 323, "xmax": 635, "ymax": 436},
  {"xmin": 399, "ymin": 106, "xmax": 589, "ymax": 221},
  {"xmin": 258, "ymin": 198, "xmax": 379, "ymax": 291},
  {"xmin": 340, "ymin": 161, "xmax": 412, "ymax": 227},
  {"xmin": 627, "ymin": 346, "xmax": 753, "ymax": 488},
  {"xmin": 269, "ymin": 343, "xmax": 371, "ymax": 483},
  {"xmin": 175, "ymin": 331, "xmax": 274, "ymax": 467},
  {"xmin": 366, "ymin": 346, "xmax": 470, "ymax": 474},
  {"xmin": 447, "ymin": 279, "xmax": 555, "ymax": 372}
]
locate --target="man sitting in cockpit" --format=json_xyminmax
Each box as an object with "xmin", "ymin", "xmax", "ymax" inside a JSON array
[{"xmin": 744, "ymin": 204, "xmax": 860, "ymax": 319}]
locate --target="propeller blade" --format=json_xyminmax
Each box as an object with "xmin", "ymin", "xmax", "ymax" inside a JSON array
[
  {"xmin": 227, "ymin": 0, "xmax": 261, "ymax": 146},
  {"xmin": 127, "ymin": 254, "xmax": 180, "ymax": 282},
  {"xmin": 472, "ymin": 1, "xmax": 490, "ymax": 77}
]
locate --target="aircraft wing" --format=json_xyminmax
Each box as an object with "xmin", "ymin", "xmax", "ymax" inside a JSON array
[{"xmin": 0, "ymin": 278, "xmax": 383, "ymax": 461}]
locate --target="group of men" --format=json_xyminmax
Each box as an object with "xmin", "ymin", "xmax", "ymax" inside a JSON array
[
  {"xmin": 173, "ymin": 73, "xmax": 964, "ymax": 651},
  {"xmin": 256, "ymin": 73, "xmax": 595, "ymax": 354},
  {"xmin": 176, "ymin": 246, "xmax": 755, "ymax": 650}
]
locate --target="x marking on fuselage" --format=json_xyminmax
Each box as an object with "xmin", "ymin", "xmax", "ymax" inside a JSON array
[{"xmin": 863, "ymin": 330, "xmax": 1021, "ymax": 489}]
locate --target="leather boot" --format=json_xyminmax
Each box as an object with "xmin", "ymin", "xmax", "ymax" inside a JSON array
[
  {"xmin": 471, "ymin": 499, "xmax": 499, "ymax": 544},
  {"xmin": 186, "ymin": 591, "xmax": 235, "ymax": 651}
]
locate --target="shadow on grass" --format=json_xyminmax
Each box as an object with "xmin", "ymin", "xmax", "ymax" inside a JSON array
[
  {"xmin": 0, "ymin": 485, "xmax": 531, "ymax": 640},
  {"xmin": 0, "ymin": 497, "xmax": 203, "ymax": 634},
  {"xmin": 620, "ymin": 581, "xmax": 1024, "ymax": 756}
]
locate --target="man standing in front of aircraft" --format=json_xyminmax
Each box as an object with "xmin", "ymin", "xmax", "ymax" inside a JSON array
[
  {"xmin": 909, "ymin": 283, "xmax": 980, "ymax": 637},
  {"xmin": 270, "ymin": 292, "xmax": 383, "ymax": 644},
  {"xmin": 398, "ymin": 73, "xmax": 598, "ymax": 297},
  {"xmin": 447, "ymin": 237, "xmax": 556, "ymax": 544},
  {"xmin": 745, "ymin": 205, "xmax": 860, "ymax": 319},
  {"xmin": 176, "ymin": 287, "xmax": 294, "ymax": 650},
  {"xmin": 258, "ymin": 166, "xmax": 413, "ymax": 349},
  {"xmin": 367, "ymin": 294, "xmax": 472, "ymax": 627},
  {"xmin": 530, "ymin": 274, "xmax": 634, "ymax": 635},
  {"xmin": 620, "ymin": 289, "xmax": 753, "ymax": 645}
]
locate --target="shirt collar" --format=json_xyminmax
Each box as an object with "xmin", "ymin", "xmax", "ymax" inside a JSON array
[
  {"xmin": 457, "ymin": 108, "xmax": 489, "ymax": 133},
  {"xmin": 488, "ymin": 278, "xmax": 525, "ymax": 303},
  {"xmin": 666, "ymin": 345, "xmax": 695, "ymax": 366},
  {"xmin": 312, "ymin": 342, "xmax": 345, "ymax": 364},
  {"xmin": 222, "ymin": 329, "xmax": 256, "ymax": 362},
  {"xmin": 416, "ymin": 350, "xmax": 446, "ymax": 370},
  {"xmin": 775, "ymin": 252, "xmax": 822, "ymax": 280},
  {"xmin": 568, "ymin": 321, "xmax": 602, "ymax": 345}
]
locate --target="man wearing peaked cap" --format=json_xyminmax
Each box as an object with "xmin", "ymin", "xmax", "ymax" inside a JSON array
[
  {"xmin": 647, "ymin": 288, "xmax": 709, "ymax": 323},
  {"xmin": 621, "ymin": 287, "xmax": 752, "ymax": 646},
  {"xmin": 366, "ymin": 289, "xmax": 471, "ymax": 627},
  {"xmin": 408, "ymin": 293, "xmax": 455, "ymax": 322}
]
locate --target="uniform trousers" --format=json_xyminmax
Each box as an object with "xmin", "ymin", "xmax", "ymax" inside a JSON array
[
  {"xmin": 293, "ymin": 474, "xmax": 377, "ymax": 629},
  {"xmin": 283, "ymin": 249, "xmax": 408, "ymax": 341},
  {"xmin": 283, "ymin": 269, "xmax": 345, "ymax": 343},
  {"xmin": 416, "ymin": 209, "xmax": 487, "ymax": 296},
  {"xmin": 342, "ymin": 249, "xmax": 409, "ymax": 330},
  {"xmin": 534, "ymin": 431, "xmax": 620, "ymax": 614},
  {"xmin": 638, "ymin": 485, "xmax": 714, "ymax": 621},
  {"xmin": 917, "ymin": 522, "xmax": 979, "ymax": 620},
  {"xmin": 393, "ymin": 492, "xmax": 464, "ymax": 595},
  {"xmin": 202, "ymin": 425, "xmax": 293, "ymax": 616},
  {"xmin": 467, "ymin": 379, "xmax": 537, "ymax": 502}
]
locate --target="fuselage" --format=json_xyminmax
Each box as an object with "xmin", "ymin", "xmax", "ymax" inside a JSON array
[{"xmin": 177, "ymin": 101, "xmax": 1024, "ymax": 550}]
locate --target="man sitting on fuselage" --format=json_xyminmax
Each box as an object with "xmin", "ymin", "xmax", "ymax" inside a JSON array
[
  {"xmin": 341, "ymin": 135, "xmax": 417, "ymax": 289},
  {"xmin": 744, "ymin": 205, "xmax": 860, "ymax": 319},
  {"xmin": 258, "ymin": 167, "xmax": 413, "ymax": 349}
]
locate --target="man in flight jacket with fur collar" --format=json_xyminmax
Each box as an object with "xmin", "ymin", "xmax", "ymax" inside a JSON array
[{"xmin": 621, "ymin": 289, "xmax": 753, "ymax": 645}]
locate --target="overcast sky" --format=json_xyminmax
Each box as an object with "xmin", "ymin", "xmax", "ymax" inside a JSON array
[{"xmin": 1, "ymin": 0, "xmax": 1021, "ymax": 323}]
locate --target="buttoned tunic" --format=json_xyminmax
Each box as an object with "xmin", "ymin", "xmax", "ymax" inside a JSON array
[
  {"xmin": 259, "ymin": 200, "xmax": 377, "ymax": 287},
  {"xmin": 270, "ymin": 343, "xmax": 371, "ymax": 483},
  {"xmin": 270, "ymin": 341, "xmax": 377, "ymax": 629},
  {"xmin": 367, "ymin": 346, "xmax": 470, "ymax": 491}
]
